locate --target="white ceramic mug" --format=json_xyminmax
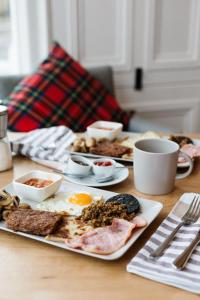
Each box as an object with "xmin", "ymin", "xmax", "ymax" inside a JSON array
[{"xmin": 134, "ymin": 139, "xmax": 193, "ymax": 195}]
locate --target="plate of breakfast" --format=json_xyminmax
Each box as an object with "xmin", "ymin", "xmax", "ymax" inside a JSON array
[
  {"xmin": 0, "ymin": 170, "xmax": 163, "ymax": 260},
  {"xmin": 67, "ymin": 130, "xmax": 161, "ymax": 162}
]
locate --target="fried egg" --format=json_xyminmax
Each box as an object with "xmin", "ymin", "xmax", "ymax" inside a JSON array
[{"xmin": 37, "ymin": 192, "xmax": 103, "ymax": 216}]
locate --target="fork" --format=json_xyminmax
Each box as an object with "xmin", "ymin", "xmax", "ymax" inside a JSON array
[{"xmin": 150, "ymin": 195, "xmax": 200, "ymax": 257}]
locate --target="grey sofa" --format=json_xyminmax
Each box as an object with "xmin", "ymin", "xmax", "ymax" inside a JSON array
[{"xmin": 0, "ymin": 66, "xmax": 169, "ymax": 132}]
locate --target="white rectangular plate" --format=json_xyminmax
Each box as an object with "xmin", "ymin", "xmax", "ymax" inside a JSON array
[{"xmin": 0, "ymin": 181, "xmax": 163, "ymax": 260}]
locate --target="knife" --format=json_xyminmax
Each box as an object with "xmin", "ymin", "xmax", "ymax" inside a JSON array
[{"xmin": 173, "ymin": 230, "xmax": 200, "ymax": 270}]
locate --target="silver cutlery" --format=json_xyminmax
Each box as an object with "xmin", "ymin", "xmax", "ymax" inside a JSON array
[
  {"xmin": 173, "ymin": 230, "xmax": 200, "ymax": 270},
  {"xmin": 150, "ymin": 195, "xmax": 200, "ymax": 257}
]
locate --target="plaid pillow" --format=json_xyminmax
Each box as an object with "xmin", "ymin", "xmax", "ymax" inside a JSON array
[{"xmin": 7, "ymin": 42, "xmax": 130, "ymax": 132}]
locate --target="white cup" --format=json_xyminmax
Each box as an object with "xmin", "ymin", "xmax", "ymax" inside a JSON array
[
  {"xmin": 92, "ymin": 158, "xmax": 116, "ymax": 177},
  {"xmin": 134, "ymin": 139, "xmax": 193, "ymax": 195},
  {"xmin": 67, "ymin": 155, "xmax": 92, "ymax": 176}
]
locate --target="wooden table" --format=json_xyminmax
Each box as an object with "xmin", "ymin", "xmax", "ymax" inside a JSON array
[{"xmin": 1, "ymin": 133, "xmax": 200, "ymax": 300}]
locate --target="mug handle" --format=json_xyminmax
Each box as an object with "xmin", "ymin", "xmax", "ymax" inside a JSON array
[{"xmin": 176, "ymin": 151, "xmax": 193, "ymax": 180}]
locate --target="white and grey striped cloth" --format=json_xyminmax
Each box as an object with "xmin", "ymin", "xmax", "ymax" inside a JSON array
[
  {"xmin": 11, "ymin": 126, "xmax": 76, "ymax": 162},
  {"xmin": 127, "ymin": 193, "xmax": 200, "ymax": 294}
]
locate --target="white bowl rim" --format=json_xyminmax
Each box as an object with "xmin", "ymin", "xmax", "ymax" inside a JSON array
[{"xmin": 87, "ymin": 120, "xmax": 123, "ymax": 130}]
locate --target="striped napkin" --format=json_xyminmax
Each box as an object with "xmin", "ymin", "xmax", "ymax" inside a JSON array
[
  {"xmin": 127, "ymin": 193, "xmax": 200, "ymax": 294},
  {"xmin": 11, "ymin": 126, "xmax": 76, "ymax": 162}
]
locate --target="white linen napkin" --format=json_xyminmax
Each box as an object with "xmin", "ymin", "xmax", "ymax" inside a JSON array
[
  {"xmin": 127, "ymin": 193, "xmax": 200, "ymax": 294},
  {"xmin": 11, "ymin": 126, "xmax": 76, "ymax": 162}
]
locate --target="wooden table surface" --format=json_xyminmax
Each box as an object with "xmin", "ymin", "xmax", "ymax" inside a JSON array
[{"xmin": 1, "ymin": 133, "xmax": 200, "ymax": 300}]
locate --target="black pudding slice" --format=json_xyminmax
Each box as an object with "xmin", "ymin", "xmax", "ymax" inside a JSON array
[{"xmin": 106, "ymin": 194, "xmax": 140, "ymax": 214}]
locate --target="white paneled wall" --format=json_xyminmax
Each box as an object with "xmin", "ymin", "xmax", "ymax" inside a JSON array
[{"xmin": 49, "ymin": 0, "xmax": 200, "ymax": 132}]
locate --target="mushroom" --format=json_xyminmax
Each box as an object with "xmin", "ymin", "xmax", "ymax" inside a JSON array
[
  {"xmin": 79, "ymin": 141, "xmax": 87, "ymax": 153},
  {"xmin": 0, "ymin": 190, "xmax": 13, "ymax": 206},
  {"xmin": 2, "ymin": 210, "xmax": 11, "ymax": 221},
  {"xmin": 73, "ymin": 138, "xmax": 83, "ymax": 147},
  {"xmin": 85, "ymin": 137, "xmax": 96, "ymax": 148},
  {"xmin": 72, "ymin": 138, "xmax": 85, "ymax": 152},
  {"xmin": 72, "ymin": 144, "xmax": 81, "ymax": 152},
  {"xmin": 0, "ymin": 189, "xmax": 32, "ymax": 222},
  {"xmin": 13, "ymin": 195, "xmax": 20, "ymax": 207}
]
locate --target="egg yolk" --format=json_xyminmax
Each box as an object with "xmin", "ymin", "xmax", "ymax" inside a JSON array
[{"xmin": 68, "ymin": 193, "xmax": 92, "ymax": 206}]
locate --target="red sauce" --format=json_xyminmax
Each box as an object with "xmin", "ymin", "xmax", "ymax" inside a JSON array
[
  {"xmin": 94, "ymin": 161, "xmax": 112, "ymax": 166},
  {"xmin": 24, "ymin": 178, "xmax": 53, "ymax": 188}
]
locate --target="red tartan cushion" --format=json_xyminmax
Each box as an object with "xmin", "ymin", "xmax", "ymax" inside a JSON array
[{"xmin": 7, "ymin": 42, "xmax": 130, "ymax": 132}]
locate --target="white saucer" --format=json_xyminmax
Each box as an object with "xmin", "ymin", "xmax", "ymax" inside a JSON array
[{"xmin": 64, "ymin": 162, "xmax": 129, "ymax": 187}]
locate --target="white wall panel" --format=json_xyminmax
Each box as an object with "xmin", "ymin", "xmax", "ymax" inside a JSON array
[
  {"xmin": 154, "ymin": 0, "xmax": 191, "ymax": 55},
  {"xmin": 77, "ymin": 0, "xmax": 133, "ymax": 72},
  {"xmin": 144, "ymin": 0, "xmax": 200, "ymax": 69},
  {"xmin": 78, "ymin": 0, "xmax": 119, "ymax": 62}
]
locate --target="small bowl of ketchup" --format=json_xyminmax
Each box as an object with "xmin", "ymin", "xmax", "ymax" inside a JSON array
[{"xmin": 92, "ymin": 158, "xmax": 116, "ymax": 177}]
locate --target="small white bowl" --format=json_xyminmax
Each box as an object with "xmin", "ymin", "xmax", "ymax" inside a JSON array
[
  {"xmin": 68, "ymin": 155, "xmax": 92, "ymax": 176},
  {"xmin": 92, "ymin": 158, "xmax": 116, "ymax": 177},
  {"xmin": 13, "ymin": 170, "xmax": 62, "ymax": 202},
  {"xmin": 87, "ymin": 121, "xmax": 123, "ymax": 140}
]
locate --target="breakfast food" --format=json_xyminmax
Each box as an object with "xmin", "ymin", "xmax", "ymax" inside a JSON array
[
  {"xmin": 2, "ymin": 184, "xmax": 147, "ymax": 256},
  {"xmin": 178, "ymin": 144, "xmax": 200, "ymax": 163},
  {"xmin": 106, "ymin": 194, "xmax": 140, "ymax": 214},
  {"xmin": 6, "ymin": 208, "xmax": 62, "ymax": 236},
  {"xmin": 65, "ymin": 217, "xmax": 146, "ymax": 255},
  {"xmin": 0, "ymin": 190, "xmax": 31, "ymax": 221},
  {"xmin": 24, "ymin": 178, "xmax": 53, "ymax": 188},
  {"xmin": 168, "ymin": 135, "xmax": 200, "ymax": 163},
  {"xmin": 37, "ymin": 192, "xmax": 103, "ymax": 216},
  {"xmin": 0, "ymin": 190, "xmax": 20, "ymax": 213},
  {"xmin": 72, "ymin": 136, "xmax": 132, "ymax": 158},
  {"xmin": 78, "ymin": 199, "xmax": 137, "ymax": 228},
  {"xmin": 72, "ymin": 137, "xmax": 96, "ymax": 153},
  {"xmin": 46, "ymin": 216, "xmax": 93, "ymax": 242},
  {"xmin": 169, "ymin": 135, "xmax": 193, "ymax": 147},
  {"xmin": 181, "ymin": 144, "xmax": 200, "ymax": 157},
  {"xmin": 131, "ymin": 216, "xmax": 147, "ymax": 227},
  {"xmin": 90, "ymin": 140, "xmax": 131, "ymax": 158}
]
